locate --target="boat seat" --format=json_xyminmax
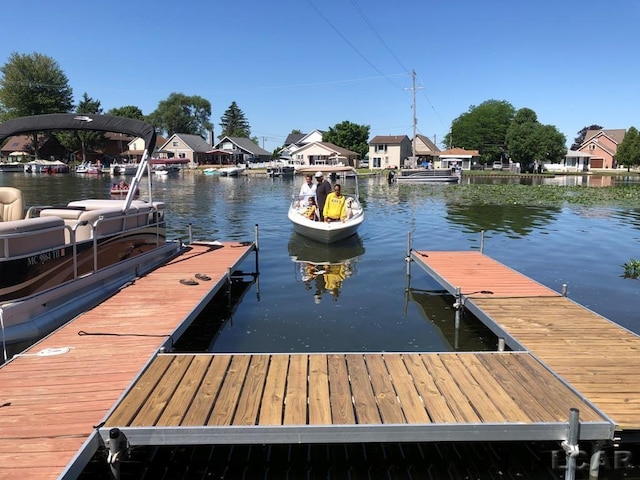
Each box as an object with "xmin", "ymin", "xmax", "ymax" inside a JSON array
[
  {"xmin": 0, "ymin": 187, "xmax": 25, "ymax": 222},
  {"xmin": 0, "ymin": 217, "xmax": 65, "ymax": 258},
  {"xmin": 40, "ymin": 206, "xmax": 129, "ymax": 242}
]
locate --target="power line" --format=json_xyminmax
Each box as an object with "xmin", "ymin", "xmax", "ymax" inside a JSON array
[
  {"xmin": 348, "ymin": 0, "xmax": 410, "ymax": 73},
  {"xmin": 305, "ymin": 0, "xmax": 405, "ymax": 92}
]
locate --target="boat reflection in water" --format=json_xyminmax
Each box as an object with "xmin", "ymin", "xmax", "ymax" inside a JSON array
[
  {"xmin": 404, "ymin": 288, "xmax": 498, "ymax": 351},
  {"xmin": 288, "ymin": 233, "xmax": 365, "ymax": 304}
]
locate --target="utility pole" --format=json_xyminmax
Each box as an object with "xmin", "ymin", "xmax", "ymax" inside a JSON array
[{"xmin": 404, "ymin": 70, "xmax": 424, "ymax": 167}]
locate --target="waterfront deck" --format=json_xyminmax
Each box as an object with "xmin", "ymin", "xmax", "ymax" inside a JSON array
[
  {"xmin": 0, "ymin": 241, "xmax": 256, "ymax": 480},
  {"xmin": 411, "ymin": 250, "xmax": 640, "ymax": 434}
]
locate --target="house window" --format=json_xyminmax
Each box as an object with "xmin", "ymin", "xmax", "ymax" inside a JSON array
[
  {"xmin": 172, "ymin": 141, "xmax": 179, "ymax": 147},
  {"xmin": 375, "ymin": 144, "xmax": 387, "ymax": 153},
  {"xmin": 373, "ymin": 157, "xmax": 381, "ymax": 168},
  {"xmin": 178, "ymin": 153, "xmax": 186, "ymax": 159}
]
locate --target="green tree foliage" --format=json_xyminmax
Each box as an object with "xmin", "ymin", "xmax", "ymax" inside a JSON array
[
  {"xmin": 148, "ymin": 92, "xmax": 212, "ymax": 137},
  {"xmin": 506, "ymin": 108, "xmax": 566, "ymax": 169},
  {"xmin": 323, "ymin": 120, "xmax": 370, "ymax": 159},
  {"xmin": 616, "ymin": 127, "xmax": 640, "ymax": 171},
  {"xmin": 56, "ymin": 93, "xmax": 105, "ymax": 162},
  {"xmin": 0, "ymin": 52, "xmax": 73, "ymax": 157},
  {"xmin": 443, "ymin": 100, "xmax": 515, "ymax": 165},
  {"xmin": 106, "ymin": 105, "xmax": 145, "ymax": 120},
  {"xmin": 218, "ymin": 101, "xmax": 251, "ymax": 139},
  {"xmin": 571, "ymin": 124, "xmax": 603, "ymax": 150},
  {"xmin": 0, "ymin": 52, "xmax": 73, "ymax": 120}
]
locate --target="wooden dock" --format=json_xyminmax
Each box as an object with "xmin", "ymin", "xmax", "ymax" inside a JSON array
[
  {"xmin": 411, "ymin": 250, "xmax": 640, "ymax": 434},
  {"xmin": 0, "ymin": 241, "xmax": 256, "ymax": 480},
  {"xmin": 101, "ymin": 351, "xmax": 611, "ymax": 446}
]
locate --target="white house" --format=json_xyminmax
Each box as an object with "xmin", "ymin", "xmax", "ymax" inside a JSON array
[{"xmin": 544, "ymin": 150, "xmax": 592, "ymax": 173}]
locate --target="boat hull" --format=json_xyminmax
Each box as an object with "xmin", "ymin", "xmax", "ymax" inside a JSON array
[
  {"xmin": 288, "ymin": 202, "xmax": 364, "ymax": 243},
  {"xmin": 0, "ymin": 240, "xmax": 181, "ymax": 348}
]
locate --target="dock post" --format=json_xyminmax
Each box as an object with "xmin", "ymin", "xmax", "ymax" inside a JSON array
[
  {"xmin": 562, "ymin": 284, "xmax": 568, "ymax": 296},
  {"xmin": 188, "ymin": 223, "xmax": 193, "ymax": 245},
  {"xmin": 406, "ymin": 231, "xmax": 412, "ymax": 277},
  {"xmin": 562, "ymin": 408, "xmax": 580, "ymax": 480},
  {"xmin": 107, "ymin": 427, "xmax": 127, "ymax": 480},
  {"xmin": 497, "ymin": 338, "xmax": 505, "ymax": 352},
  {"xmin": 480, "ymin": 230, "xmax": 485, "ymax": 253}
]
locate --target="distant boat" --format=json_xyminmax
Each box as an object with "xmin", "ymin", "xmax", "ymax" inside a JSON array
[
  {"xmin": 0, "ymin": 162, "xmax": 25, "ymax": 173},
  {"xmin": 267, "ymin": 165, "xmax": 295, "ymax": 178},
  {"xmin": 76, "ymin": 162, "xmax": 103, "ymax": 174},
  {"xmin": 219, "ymin": 165, "xmax": 245, "ymax": 177},
  {"xmin": 110, "ymin": 162, "xmax": 138, "ymax": 175},
  {"xmin": 394, "ymin": 168, "xmax": 461, "ymax": 184},
  {"xmin": 153, "ymin": 165, "xmax": 180, "ymax": 176},
  {"xmin": 203, "ymin": 167, "xmax": 220, "ymax": 176}
]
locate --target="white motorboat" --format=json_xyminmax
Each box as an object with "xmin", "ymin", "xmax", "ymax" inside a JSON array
[
  {"xmin": 110, "ymin": 162, "xmax": 138, "ymax": 175},
  {"xmin": 218, "ymin": 165, "xmax": 245, "ymax": 177},
  {"xmin": 0, "ymin": 113, "xmax": 183, "ymax": 359},
  {"xmin": 394, "ymin": 168, "xmax": 461, "ymax": 184},
  {"xmin": 288, "ymin": 165, "xmax": 364, "ymax": 243}
]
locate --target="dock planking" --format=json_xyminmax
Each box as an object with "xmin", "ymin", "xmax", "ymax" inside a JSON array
[
  {"xmin": 100, "ymin": 351, "xmax": 611, "ymax": 447},
  {"xmin": 412, "ymin": 250, "xmax": 640, "ymax": 433},
  {"xmin": 0, "ymin": 241, "xmax": 255, "ymax": 480}
]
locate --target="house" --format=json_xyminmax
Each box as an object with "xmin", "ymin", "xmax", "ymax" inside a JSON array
[
  {"xmin": 121, "ymin": 134, "xmax": 166, "ymax": 162},
  {"xmin": 544, "ymin": 150, "xmax": 592, "ymax": 173},
  {"xmin": 577, "ymin": 129, "xmax": 626, "ymax": 169},
  {"xmin": 436, "ymin": 147, "xmax": 480, "ymax": 170},
  {"xmin": 279, "ymin": 130, "xmax": 325, "ymax": 160},
  {"xmin": 213, "ymin": 136, "xmax": 271, "ymax": 164},
  {"xmin": 1, "ymin": 134, "xmax": 67, "ymax": 161},
  {"xmin": 157, "ymin": 134, "xmax": 214, "ymax": 167},
  {"xmin": 368, "ymin": 135, "xmax": 412, "ymax": 169},
  {"xmin": 290, "ymin": 141, "xmax": 358, "ymax": 166},
  {"xmin": 414, "ymin": 134, "xmax": 441, "ymax": 164}
]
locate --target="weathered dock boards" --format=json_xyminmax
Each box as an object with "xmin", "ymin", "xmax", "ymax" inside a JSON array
[
  {"xmin": 0, "ymin": 241, "xmax": 255, "ymax": 480},
  {"xmin": 412, "ymin": 250, "xmax": 640, "ymax": 434},
  {"xmin": 100, "ymin": 352, "xmax": 612, "ymax": 447}
]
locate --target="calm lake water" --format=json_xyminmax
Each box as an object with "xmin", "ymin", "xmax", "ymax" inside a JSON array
[{"xmin": 4, "ymin": 170, "xmax": 640, "ymax": 479}]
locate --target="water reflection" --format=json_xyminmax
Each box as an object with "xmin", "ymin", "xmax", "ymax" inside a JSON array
[
  {"xmin": 288, "ymin": 233, "xmax": 365, "ymax": 304},
  {"xmin": 446, "ymin": 204, "xmax": 560, "ymax": 237},
  {"xmin": 404, "ymin": 289, "xmax": 497, "ymax": 351}
]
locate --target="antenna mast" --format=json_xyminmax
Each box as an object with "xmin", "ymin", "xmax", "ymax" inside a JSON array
[{"xmin": 404, "ymin": 70, "xmax": 424, "ymax": 167}]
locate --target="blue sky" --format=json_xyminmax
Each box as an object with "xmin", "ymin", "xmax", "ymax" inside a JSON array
[{"xmin": 2, "ymin": 0, "xmax": 638, "ymax": 152}]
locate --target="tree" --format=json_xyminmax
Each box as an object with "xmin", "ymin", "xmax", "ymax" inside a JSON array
[
  {"xmin": 106, "ymin": 105, "xmax": 145, "ymax": 120},
  {"xmin": 323, "ymin": 120, "xmax": 370, "ymax": 159},
  {"xmin": 506, "ymin": 108, "xmax": 566, "ymax": 170},
  {"xmin": 443, "ymin": 100, "xmax": 515, "ymax": 165},
  {"xmin": 55, "ymin": 93, "xmax": 106, "ymax": 162},
  {"xmin": 148, "ymin": 92, "xmax": 212, "ymax": 137},
  {"xmin": 218, "ymin": 101, "xmax": 251, "ymax": 139},
  {"xmin": 0, "ymin": 52, "xmax": 73, "ymax": 157},
  {"xmin": 616, "ymin": 127, "xmax": 640, "ymax": 171},
  {"xmin": 570, "ymin": 124, "xmax": 603, "ymax": 150}
]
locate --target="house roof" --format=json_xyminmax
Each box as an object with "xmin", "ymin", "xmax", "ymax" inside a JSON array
[
  {"xmin": 213, "ymin": 136, "xmax": 271, "ymax": 156},
  {"xmin": 369, "ymin": 135, "xmax": 410, "ymax": 144},
  {"xmin": 438, "ymin": 147, "xmax": 479, "ymax": 157},
  {"xmin": 415, "ymin": 134, "xmax": 440, "ymax": 153},
  {"xmin": 293, "ymin": 141, "xmax": 358, "ymax": 157},
  {"xmin": 284, "ymin": 133, "xmax": 305, "ymax": 146},
  {"xmin": 583, "ymin": 129, "xmax": 626, "ymax": 145}
]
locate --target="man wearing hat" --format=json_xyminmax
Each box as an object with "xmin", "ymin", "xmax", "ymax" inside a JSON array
[{"xmin": 314, "ymin": 171, "xmax": 332, "ymax": 221}]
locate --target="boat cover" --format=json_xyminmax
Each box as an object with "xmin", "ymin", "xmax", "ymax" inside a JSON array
[{"xmin": 0, "ymin": 114, "xmax": 156, "ymax": 152}]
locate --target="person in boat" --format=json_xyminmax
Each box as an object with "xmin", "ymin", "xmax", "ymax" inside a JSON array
[
  {"xmin": 298, "ymin": 174, "xmax": 316, "ymax": 207},
  {"xmin": 323, "ymin": 183, "xmax": 347, "ymax": 223},
  {"xmin": 300, "ymin": 197, "xmax": 317, "ymax": 220},
  {"xmin": 118, "ymin": 180, "xmax": 128, "ymax": 190},
  {"xmin": 315, "ymin": 171, "xmax": 332, "ymax": 221}
]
